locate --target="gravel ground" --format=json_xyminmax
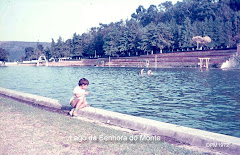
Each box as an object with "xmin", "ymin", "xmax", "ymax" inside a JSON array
[{"xmin": 0, "ymin": 96, "xmax": 212, "ymax": 155}]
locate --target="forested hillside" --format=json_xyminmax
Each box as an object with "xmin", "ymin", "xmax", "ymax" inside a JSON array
[
  {"xmin": 0, "ymin": 41, "xmax": 50, "ymax": 61},
  {"xmin": 1, "ymin": 0, "xmax": 240, "ymax": 61},
  {"xmin": 49, "ymin": 0, "xmax": 240, "ymax": 59}
]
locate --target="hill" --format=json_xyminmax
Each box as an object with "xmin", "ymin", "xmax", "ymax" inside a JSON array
[{"xmin": 0, "ymin": 41, "xmax": 50, "ymax": 61}]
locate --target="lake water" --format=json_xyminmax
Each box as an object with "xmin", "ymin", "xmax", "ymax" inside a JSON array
[{"xmin": 0, "ymin": 66, "xmax": 239, "ymax": 137}]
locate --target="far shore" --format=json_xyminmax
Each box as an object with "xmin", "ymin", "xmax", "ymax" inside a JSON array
[{"xmin": 2, "ymin": 48, "xmax": 238, "ymax": 68}]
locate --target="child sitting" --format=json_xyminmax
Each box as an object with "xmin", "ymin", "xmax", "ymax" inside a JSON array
[{"xmin": 69, "ymin": 78, "xmax": 89, "ymax": 116}]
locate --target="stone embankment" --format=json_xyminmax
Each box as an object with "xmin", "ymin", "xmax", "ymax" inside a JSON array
[
  {"xmin": 6, "ymin": 49, "xmax": 237, "ymax": 68},
  {"xmin": 1, "ymin": 87, "xmax": 240, "ymax": 155},
  {"xmin": 107, "ymin": 49, "xmax": 237, "ymax": 68},
  {"xmin": 48, "ymin": 49, "xmax": 237, "ymax": 68}
]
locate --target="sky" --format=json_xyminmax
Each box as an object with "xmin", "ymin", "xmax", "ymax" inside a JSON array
[{"xmin": 0, "ymin": 0, "xmax": 180, "ymax": 42}]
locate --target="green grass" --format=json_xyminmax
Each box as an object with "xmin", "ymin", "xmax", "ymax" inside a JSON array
[{"xmin": 0, "ymin": 96, "xmax": 210, "ymax": 154}]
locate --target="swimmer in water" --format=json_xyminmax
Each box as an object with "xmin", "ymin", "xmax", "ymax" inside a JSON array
[
  {"xmin": 147, "ymin": 69, "xmax": 153, "ymax": 76},
  {"xmin": 140, "ymin": 68, "xmax": 144, "ymax": 75}
]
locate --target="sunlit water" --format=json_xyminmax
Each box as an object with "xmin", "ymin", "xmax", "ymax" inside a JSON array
[{"xmin": 0, "ymin": 66, "xmax": 239, "ymax": 137}]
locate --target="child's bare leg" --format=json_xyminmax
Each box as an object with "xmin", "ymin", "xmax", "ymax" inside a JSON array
[
  {"xmin": 69, "ymin": 101, "xmax": 75, "ymax": 116},
  {"xmin": 69, "ymin": 99, "xmax": 78, "ymax": 116},
  {"xmin": 70, "ymin": 99, "xmax": 77, "ymax": 108},
  {"xmin": 73, "ymin": 98, "xmax": 85, "ymax": 116},
  {"xmin": 82, "ymin": 97, "xmax": 89, "ymax": 107},
  {"xmin": 76, "ymin": 97, "xmax": 89, "ymax": 108},
  {"xmin": 73, "ymin": 97, "xmax": 89, "ymax": 116}
]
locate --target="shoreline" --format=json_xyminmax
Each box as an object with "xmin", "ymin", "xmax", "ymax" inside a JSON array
[
  {"xmin": 3, "ymin": 48, "xmax": 238, "ymax": 68},
  {"xmin": 0, "ymin": 87, "xmax": 239, "ymax": 154},
  {"xmin": 0, "ymin": 94, "xmax": 213, "ymax": 154}
]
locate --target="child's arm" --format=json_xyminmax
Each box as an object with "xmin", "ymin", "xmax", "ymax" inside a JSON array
[{"xmin": 74, "ymin": 91, "xmax": 89, "ymax": 98}]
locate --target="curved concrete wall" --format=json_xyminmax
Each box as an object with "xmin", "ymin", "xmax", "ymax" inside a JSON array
[
  {"xmin": 0, "ymin": 87, "xmax": 239, "ymax": 154},
  {"xmin": 0, "ymin": 87, "xmax": 62, "ymax": 109},
  {"xmin": 79, "ymin": 107, "xmax": 240, "ymax": 154}
]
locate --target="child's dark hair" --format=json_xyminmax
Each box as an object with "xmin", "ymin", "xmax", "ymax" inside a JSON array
[{"xmin": 78, "ymin": 78, "xmax": 89, "ymax": 86}]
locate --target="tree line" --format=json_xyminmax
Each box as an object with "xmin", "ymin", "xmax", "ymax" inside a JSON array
[
  {"xmin": 0, "ymin": 48, "xmax": 9, "ymax": 61},
  {"xmin": 22, "ymin": 43, "xmax": 51, "ymax": 61},
  {"xmin": 23, "ymin": 0, "xmax": 240, "ymax": 60}
]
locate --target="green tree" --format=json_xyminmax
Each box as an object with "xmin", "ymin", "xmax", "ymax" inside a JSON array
[
  {"xmin": 37, "ymin": 43, "xmax": 44, "ymax": 52},
  {"xmin": 224, "ymin": 20, "xmax": 234, "ymax": 47},
  {"xmin": 229, "ymin": 0, "xmax": 240, "ymax": 11},
  {"xmin": 158, "ymin": 1, "xmax": 174, "ymax": 23},
  {"xmin": 118, "ymin": 29, "xmax": 129, "ymax": 56},
  {"xmin": 94, "ymin": 27, "xmax": 105, "ymax": 57},
  {"xmin": 138, "ymin": 22, "xmax": 172, "ymax": 54},
  {"xmin": 103, "ymin": 27, "xmax": 119, "ymax": 56},
  {"xmin": 31, "ymin": 42, "xmax": 44, "ymax": 60},
  {"xmin": 131, "ymin": 5, "xmax": 146, "ymax": 21},
  {"xmin": 159, "ymin": 1, "xmax": 173, "ymax": 12},
  {"xmin": 59, "ymin": 39, "xmax": 71, "ymax": 58},
  {"xmin": 171, "ymin": 1, "xmax": 191, "ymax": 25},
  {"xmin": 72, "ymin": 33, "xmax": 83, "ymax": 57},
  {"xmin": 86, "ymin": 27, "xmax": 101, "ymax": 57},
  {"xmin": 213, "ymin": 17, "xmax": 225, "ymax": 48},
  {"xmin": 169, "ymin": 19, "xmax": 181, "ymax": 50},
  {"xmin": 141, "ymin": 5, "xmax": 159, "ymax": 26},
  {"xmin": 138, "ymin": 25, "xmax": 153, "ymax": 55},
  {"xmin": 102, "ymin": 21, "xmax": 124, "ymax": 57},
  {"xmin": 53, "ymin": 36, "xmax": 63, "ymax": 58},
  {"xmin": 155, "ymin": 22, "xmax": 173, "ymax": 51},
  {"xmin": 33, "ymin": 48, "xmax": 42, "ymax": 60},
  {"xmin": 50, "ymin": 38, "xmax": 56, "ymax": 58},
  {"xmin": 203, "ymin": 17, "xmax": 215, "ymax": 48},
  {"xmin": 126, "ymin": 19, "xmax": 142, "ymax": 55},
  {"xmin": 45, "ymin": 0, "xmax": 240, "ymax": 58},
  {"xmin": 217, "ymin": 0, "xmax": 234, "ymax": 22},
  {"xmin": 194, "ymin": 0, "xmax": 217, "ymax": 21},
  {"xmin": 180, "ymin": 17, "xmax": 195, "ymax": 49},
  {"xmin": 24, "ymin": 47, "xmax": 34, "ymax": 60},
  {"xmin": 43, "ymin": 47, "xmax": 51, "ymax": 60},
  {"xmin": 233, "ymin": 11, "xmax": 240, "ymax": 45},
  {"xmin": 81, "ymin": 32, "xmax": 95, "ymax": 57},
  {"xmin": 0, "ymin": 48, "xmax": 9, "ymax": 61}
]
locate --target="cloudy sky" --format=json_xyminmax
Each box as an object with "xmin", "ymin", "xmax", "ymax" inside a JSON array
[{"xmin": 0, "ymin": 0, "xmax": 180, "ymax": 42}]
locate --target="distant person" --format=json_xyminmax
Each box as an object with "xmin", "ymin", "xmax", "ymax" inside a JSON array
[
  {"xmin": 147, "ymin": 69, "xmax": 153, "ymax": 76},
  {"xmin": 140, "ymin": 68, "xmax": 144, "ymax": 75},
  {"xmin": 69, "ymin": 78, "xmax": 90, "ymax": 116}
]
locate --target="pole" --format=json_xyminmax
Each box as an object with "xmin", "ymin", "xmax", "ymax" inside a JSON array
[
  {"xmin": 237, "ymin": 44, "xmax": 240, "ymax": 56},
  {"xmin": 155, "ymin": 55, "xmax": 157, "ymax": 68}
]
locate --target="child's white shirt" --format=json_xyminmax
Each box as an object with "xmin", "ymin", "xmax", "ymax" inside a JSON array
[
  {"xmin": 69, "ymin": 86, "xmax": 86, "ymax": 105},
  {"xmin": 73, "ymin": 86, "xmax": 85, "ymax": 99}
]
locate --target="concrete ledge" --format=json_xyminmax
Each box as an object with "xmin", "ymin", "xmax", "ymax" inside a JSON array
[
  {"xmin": 1, "ymin": 87, "xmax": 239, "ymax": 154},
  {"xmin": 0, "ymin": 87, "xmax": 62, "ymax": 109},
  {"xmin": 79, "ymin": 107, "xmax": 240, "ymax": 155}
]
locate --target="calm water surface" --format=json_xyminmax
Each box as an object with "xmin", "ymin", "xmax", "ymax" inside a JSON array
[{"xmin": 0, "ymin": 66, "xmax": 239, "ymax": 137}]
